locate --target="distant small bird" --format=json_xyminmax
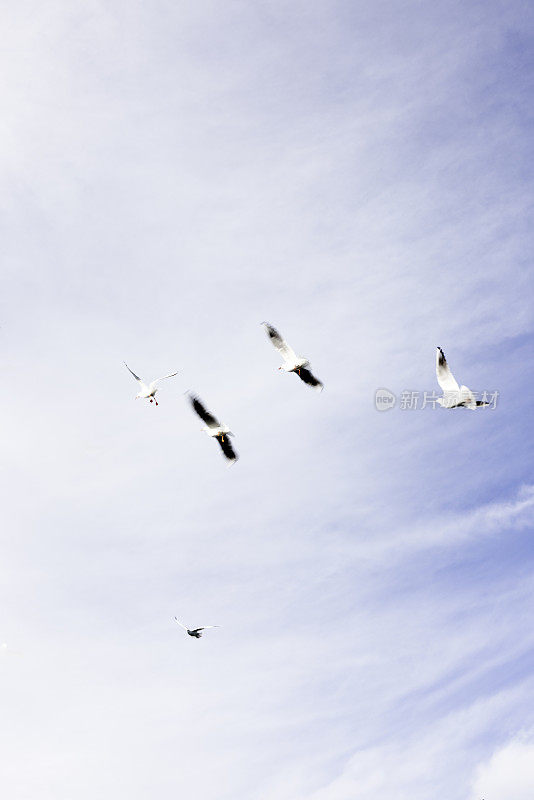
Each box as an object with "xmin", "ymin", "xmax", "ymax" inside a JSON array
[
  {"xmin": 262, "ymin": 322, "xmax": 323, "ymax": 390},
  {"xmin": 174, "ymin": 618, "xmax": 219, "ymax": 638},
  {"xmin": 436, "ymin": 347, "xmax": 489, "ymax": 409},
  {"xmin": 188, "ymin": 393, "xmax": 238, "ymax": 462},
  {"xmin": 124, "ymin": 362, "xmax": 178, "ymax": 406}
]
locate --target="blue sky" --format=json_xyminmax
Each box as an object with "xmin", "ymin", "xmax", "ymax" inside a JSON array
[{"xmin": 1, "ymin": 1, "xmax": 534, "ymax": 798}]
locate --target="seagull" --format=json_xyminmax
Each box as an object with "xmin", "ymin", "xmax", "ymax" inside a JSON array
[
  {"xmin": 262, "ymin": 322, "xmax": 323, "ymax": 390},
  {"xmin": 174, "ymin": 618, "xmax": 219, "ymax": 638},
  {"xmin": 188, "ymin": 393, "xmax": 238, "ymax": 462},
  {"xmin": 436, "ymin": 347, "xmax": 489, "ymax": 409},
  {"xmin": 124, "ymin": 362, "xmax": 178, "ymax": 406}
]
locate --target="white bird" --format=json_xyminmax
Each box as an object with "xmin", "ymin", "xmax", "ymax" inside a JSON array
[
  {"xmin": 174, "ymin": 618, "xmax": 219, "ymax": 638},
  {"xmin": 124, "ymin": 362, "xmax": 178, "ymax": 406},
  {"xmin": 436, "ymin": 347, "xmax": 489, "ymax": 409},
  {"xmin": 262, "ymin": 322, "xmax": 323, "ymax": 390},
  {"xmin": 188, "ymin": 393, "xmax": 238, "ymax": 462}
]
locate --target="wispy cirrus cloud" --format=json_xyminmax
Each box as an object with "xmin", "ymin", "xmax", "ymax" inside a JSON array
[{"xmin": 1, "ymin": 1, "xmax": 533, "ymax": 799}]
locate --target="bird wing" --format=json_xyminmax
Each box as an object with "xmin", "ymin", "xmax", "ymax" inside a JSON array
[
  {"xmin": 149, "ymin": 372, "xmax": 179, "ymax": 391},
  {"xmin": 124, "ymin": 362, "xmax": 143, "ymax": 383},
  {"xmin": 174, "ymin": 617, "xmax": 188, "ymax": 631},
  {"xmin": 263, "ymin": 323, "xmax": 298, "ymax": 364},
  {"xmin": 189, "ymin": 394, "xmax": 220, "ymax": 428},
  {"xmin": 195, "ymin": 626, "xmax": 220, "ymax": 631},
  {"xmin": 436, "ymin": 348, "xmax": 460, "ymax": 393},
  {"xmin": 124, "ymin": 362, "xmax": 150, "ymax": 393},
  {"xmin": 297, "ymin": 366, "xmax": 323, "ymax": 390},
  {"xmin": 217, "ymin": 435, "xmax": 238, "ymax": 461}
]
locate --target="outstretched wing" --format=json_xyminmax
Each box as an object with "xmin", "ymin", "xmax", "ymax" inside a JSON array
[
  {"xmin": 262, "ymin": 322, "xmax": 298, "ymax": 364},
  {"xmin": 194, "ymin": 626, "xmax": 220, "ymax": 632},
  {"xmin": 297, "ymin": 366, "xmax": 323, "ymax": 390},
  {"xmin": 149, "ymin": 371, "xmax": 178, "ymax": 391},
  {"xmin": 124, "ymin": 362, "xmax": 143, "ymax": 383},
  {"xmin": 217, "ymin": 434, "xmax": 238, "ymax": 462},
  {"xmin": 189, "ymin": 394, "xmax": 220, "ymax": 428},
  {"xmin": 174, "ymin": 617, "xmax": 188, "ymax": 631},
  {"xmin": 436, "ymin": 347, "xmax": 460, "ymax": 393}
]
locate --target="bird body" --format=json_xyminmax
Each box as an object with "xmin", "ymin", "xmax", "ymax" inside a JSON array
[
  {"xmin": 435, "ymin": 348, "xmax": 488, "ymax": 409},
  {"xmin": 124, "ymin": 363, "xmax": 178, "ymax": 405},
  {"xmin": 188, "ymin": 394, "xmax": 238, "ymax": 462},
  {"xmin": 262, "ymin": 322, "xmax": 323, "ymax": 390}
]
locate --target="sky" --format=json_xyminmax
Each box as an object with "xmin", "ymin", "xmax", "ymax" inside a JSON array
[{"xmin": 1, "ymin": 1, "xmax": 534, "ymax": 798}]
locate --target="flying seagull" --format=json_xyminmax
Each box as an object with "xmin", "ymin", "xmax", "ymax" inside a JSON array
[
  {"xmin": 188, "ymin": 393, "xmax": 238, "ymax": 462},
  {"xmin": 436, "ymin": 347, "xmax": 489, "ymax": 409},
  {"xmin": 124, "ymin": 362, "xmax": 178, "ymax": 406},
  {"xmin": 174, "ymin": 618, "xmax": 219, "ymax": 638},
  {"xmin": 262, "ymin": 322, "xmax": 323, "ymax": 390}
]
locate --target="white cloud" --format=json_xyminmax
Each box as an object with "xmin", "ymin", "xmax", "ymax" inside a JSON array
[
  {"xmin": 1, "ymin": 2, "xmax": 533, "ymax": 799},
  {"xmin": 469, "ymin": 735, "xmax": 534, "ymax": 800},
  {"xmin": 369, "ymin": 483, "xmax": 534, "ymax": 557},
  {"xmin": 278, "ymin": 699, "xmax": 534, "ymax": 800}
]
